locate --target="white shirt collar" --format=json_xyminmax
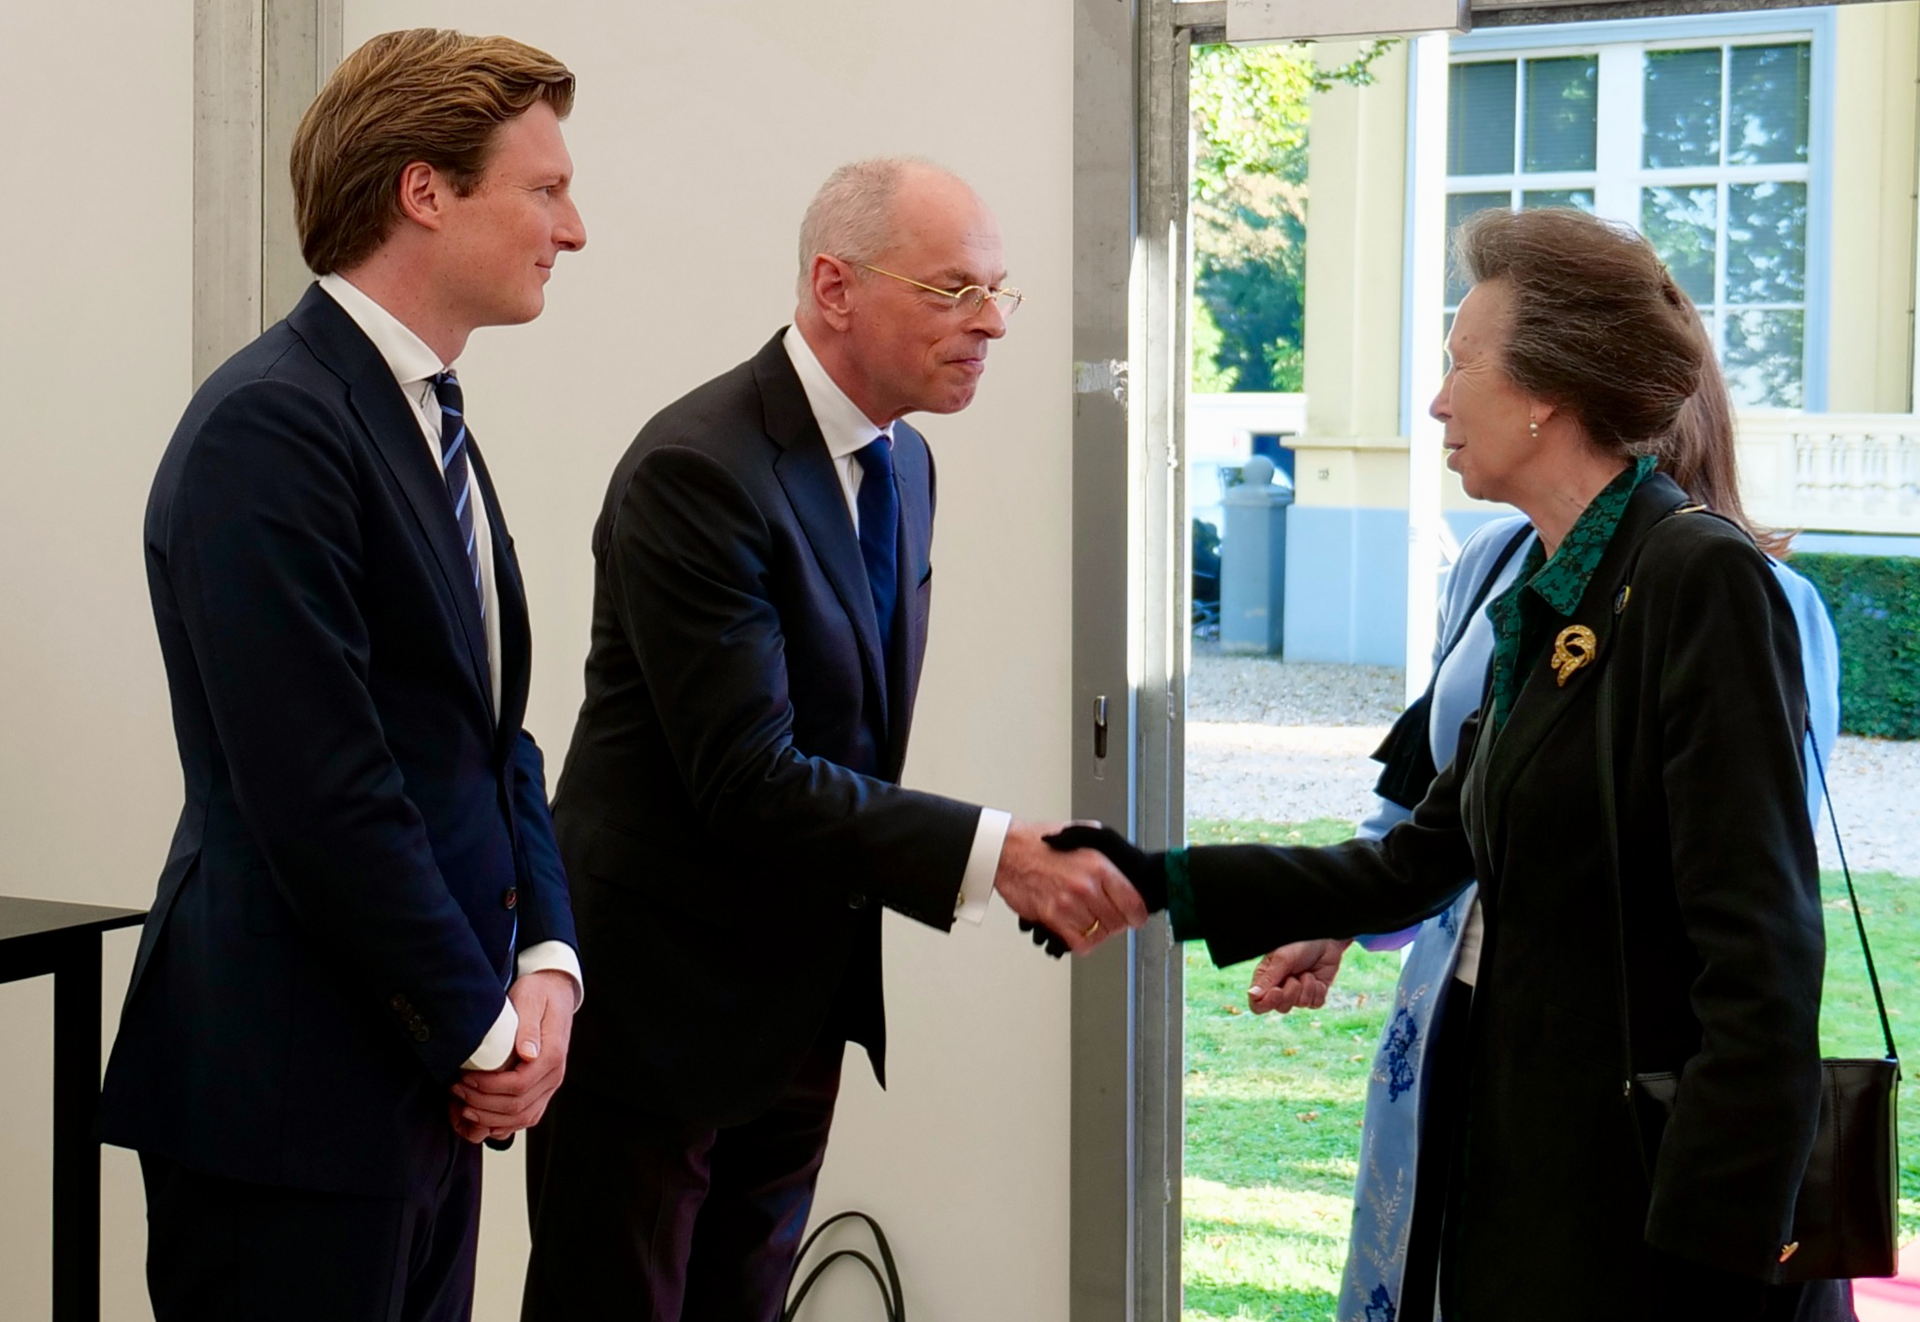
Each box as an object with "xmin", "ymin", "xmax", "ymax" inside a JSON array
[
  {"xmin": 317, "ymin": 272, "xmax": 448, "ymax": 392},
  {"xmin": 782, "ymin": 325, "xmax": 895, "ymax": 459}
]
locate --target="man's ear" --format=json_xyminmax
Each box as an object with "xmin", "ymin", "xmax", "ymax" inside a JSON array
[
  {"xmin": 396, "ymin": 160, "xmax": 451, "ymax": 232},
  {"xmin": 808, "ymin": 255, "xmax": 858, "ymax": 332}
]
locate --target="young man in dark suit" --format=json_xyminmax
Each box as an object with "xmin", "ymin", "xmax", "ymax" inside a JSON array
[
  {"xmin": 519, "ymin": 159, "xmax": 1146, "ymax": 1321},
  {"xmin": 99, "ymin": 29, "xmax": 587, "ymax": 1321}
]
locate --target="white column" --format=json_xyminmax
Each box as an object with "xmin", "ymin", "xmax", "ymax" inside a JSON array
[{"xmin": 1403, "ymin": 31, "xmax": 1450, "ymax": 702}]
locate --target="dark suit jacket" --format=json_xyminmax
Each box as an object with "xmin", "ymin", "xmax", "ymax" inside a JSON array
[
  {"xmin": 1182, "ymin": 475, "xmax": 1824, "ymax": 1315},
  {"xmin": 554, "ymin": 331, "xmax": 980, "ymax": 1126},
  {"xmin": 98, "ymin": 284, "xmax": 576, "ymax": 1198}
]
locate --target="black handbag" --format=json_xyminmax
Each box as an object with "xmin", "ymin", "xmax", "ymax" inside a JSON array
[{"xmin": 1596, "ymin": 576, "xmax": 1901, "ymax": 1283}]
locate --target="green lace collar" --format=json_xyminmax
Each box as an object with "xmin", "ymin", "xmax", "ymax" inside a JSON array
[{"xmin": 1484, "ymin": 454, "xmax": 1656, "ymax": 733}]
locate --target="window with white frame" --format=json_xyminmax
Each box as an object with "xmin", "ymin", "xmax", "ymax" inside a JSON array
[{"xmin": 1446, "ymin": 32, "xmax": 1814, "ymax": 407}]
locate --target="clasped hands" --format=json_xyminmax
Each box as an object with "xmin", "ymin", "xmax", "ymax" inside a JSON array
[
  {"xmin": 1005, "ymin": 823, "xmax": 1353, "ymax": 1004},
  {"xmin": 994, "ymin": 821, "xmax": 1167, "ymax": 957},
  {"xmin": 447, "ymin": 968, "xmax": 576, "ymax": 1145}
]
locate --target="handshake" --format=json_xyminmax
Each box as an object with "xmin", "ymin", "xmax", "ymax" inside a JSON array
[{"xmin": 991, "ymin": 821, "xmax": 1168, "ymax": 958}]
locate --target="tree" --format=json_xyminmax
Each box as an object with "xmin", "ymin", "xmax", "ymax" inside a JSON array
[
  {"xmin": 1191, "ymin": 298, "xmax": 1240, "ymax": 393},
  {"xmin": 1189, "ymin": 40, "xmax": 1395, "ymax": 393}
]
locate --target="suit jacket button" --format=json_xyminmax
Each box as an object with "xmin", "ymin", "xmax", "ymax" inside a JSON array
[
  {"xmin": 848, "ymin": 892, "xmax": 866, "ymax": 909},
  {"xmin": 502, "ymin": 887, "xmax": 519, "ymax": 910}
]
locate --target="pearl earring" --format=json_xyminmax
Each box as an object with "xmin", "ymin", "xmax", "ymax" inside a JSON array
[{"xmin": 1528, "ymin": 417, "xmax": 1539, "ymax": 439}]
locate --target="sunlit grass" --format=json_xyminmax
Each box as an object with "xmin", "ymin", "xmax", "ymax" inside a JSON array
[{"xmin": 1181, "ymin": 816, "xmax": 1920, "ymax": 1322}]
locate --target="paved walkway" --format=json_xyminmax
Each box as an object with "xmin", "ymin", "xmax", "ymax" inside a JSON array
[{"xmin": 1187, "ymin": 651, "xmax": 1920, "ymax": 876}]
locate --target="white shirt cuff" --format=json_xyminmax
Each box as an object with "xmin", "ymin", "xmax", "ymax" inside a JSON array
[
  {"xmin": 462, "ymin": 999, "xmax": 519, "ymax": 1072},
  {"xmin": 955, "ymin": 808, "xmax": 1012, "ymax": 925},
  {"xmin": 460, "ymin": 942, "xmax": 584, "ymax": 1072},
  {"xmin": 516, "ymin": 940, "xmax": 585, "ymax": 1009}
]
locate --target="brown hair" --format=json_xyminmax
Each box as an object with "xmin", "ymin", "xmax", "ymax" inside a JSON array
[
  {"xmin": 290, "ymin": 29, "xmax": 575, "ymax": 275},
  {"xmin": 1663, "ymin": 331, "xmax": 1792, "ymax": 556},
  {"xmin": 1454, "ymin": 207, "xmax": 1787, "ymax": 555}
]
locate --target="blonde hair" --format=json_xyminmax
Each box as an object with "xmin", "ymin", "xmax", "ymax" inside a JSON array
[{"xmin": 291, "ymin": 29, "xmax": 575, "ymax": 275}]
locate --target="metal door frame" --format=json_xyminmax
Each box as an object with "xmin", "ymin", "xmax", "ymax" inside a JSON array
[{"xmin": 1068, "ymin": 3, "xmax": 1188, "ymax": 1317}]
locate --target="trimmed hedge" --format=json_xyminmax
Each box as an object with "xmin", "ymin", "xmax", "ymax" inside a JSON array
[{"xmin": 1789, "ymin": 553, "xmax": 1920, "ymax": 740}]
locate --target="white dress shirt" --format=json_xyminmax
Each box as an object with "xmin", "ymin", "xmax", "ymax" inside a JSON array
[
  {"xmin": 318, "ymin": 273, "xmax": 583, "ymax": 1070},
  {"xmin": 781, "ymin": 326, "xmax": 1009, "ymax": 923}
]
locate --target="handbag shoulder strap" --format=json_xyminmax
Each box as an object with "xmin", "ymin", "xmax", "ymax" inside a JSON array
[
  {"xmin": 1806, "ymin": 723, "xmax": 1898, "ymax": 1061},
  {"xmin": 1598, "ymin": 506, "xmax": 1898, "ymax": 1075}
]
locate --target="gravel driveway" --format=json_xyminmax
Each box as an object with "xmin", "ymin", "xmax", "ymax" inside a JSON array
[{"xmin": 1186, "ymin": 647, "xmax": 1920, "ymax": 876}]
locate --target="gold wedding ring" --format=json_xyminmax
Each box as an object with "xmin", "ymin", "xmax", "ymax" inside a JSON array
[{"xmin": 1081, "ymin": 918, "xmax": 1102, "ymax": 939}]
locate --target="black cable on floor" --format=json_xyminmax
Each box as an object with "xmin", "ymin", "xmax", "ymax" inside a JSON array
[{"xmin": 782, "ymin": 1210, "xmax": 904, "ymax": 1322}]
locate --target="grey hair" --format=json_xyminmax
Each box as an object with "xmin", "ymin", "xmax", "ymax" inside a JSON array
[{"xmin": 795, "ymin": 156, "xmax": 937, "ymax": 301}]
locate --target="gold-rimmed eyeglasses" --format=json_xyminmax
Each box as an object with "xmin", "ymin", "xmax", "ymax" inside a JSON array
[{"xmin": 858, "ymin": 263, "xmax": 1024, "ymax": 317}]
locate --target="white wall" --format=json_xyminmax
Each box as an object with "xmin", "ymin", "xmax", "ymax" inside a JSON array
[
  {"xmin": 328, "ymin": 4, "xmax": 1081, "ymax": 1319},
  {"xmin": 0, "ymin": 6, "xmax": 195, "ymax": 1320},
  {"xmin": 0, "ymin": 6, "xmax": 1077, "ymax": 1314}
]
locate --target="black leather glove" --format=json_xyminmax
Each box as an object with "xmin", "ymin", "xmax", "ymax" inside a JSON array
[
  {"xmin": 1014, "ymin": 826, "xmax": 1172, "ymax": 960},
  {"xmin": 1043, "ymin": 825, "xmax": 1169, "ymax": 913},
  {"xmin": 1016, "ymin": 916, "xmax": 1073, "ymax": 959}
]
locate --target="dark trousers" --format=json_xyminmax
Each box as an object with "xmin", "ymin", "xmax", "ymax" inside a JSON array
[
  {"xmin": 140, "ymin": 1145, "xmax": 481, "ymax": 1322},
  {"xmin": 521, "ymin": 1035, "xmax": 845, "ymax": 1322}
]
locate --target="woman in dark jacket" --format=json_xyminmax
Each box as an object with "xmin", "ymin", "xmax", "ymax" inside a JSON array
[{"xmin": 1063, "ymin": 209, "xmax": 1835, "ymax": 1321}]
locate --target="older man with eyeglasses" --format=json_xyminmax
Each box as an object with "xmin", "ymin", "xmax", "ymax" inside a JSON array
[{"xmin": 520, "ymin": 158, "xmax": 1145, "ymax": 1322}]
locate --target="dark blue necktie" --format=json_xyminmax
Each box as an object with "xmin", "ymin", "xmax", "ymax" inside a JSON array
[
  {"xmin": 431, "ymin": 371, "xmax": 486, "ymax": 624},
  {"xmin": 854, "ymin": 436, "xmax": 899, "ymax": 650}
]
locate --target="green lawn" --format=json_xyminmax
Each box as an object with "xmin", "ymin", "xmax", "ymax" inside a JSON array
[{"xmin": 1181, "ymin": 816, "xmax": 1920, "ymax": 1322}]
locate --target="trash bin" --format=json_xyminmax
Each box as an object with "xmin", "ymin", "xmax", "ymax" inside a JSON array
[{"xmin": 1219, "ymin": 454, "xmax": 1294, "ymax": 655}]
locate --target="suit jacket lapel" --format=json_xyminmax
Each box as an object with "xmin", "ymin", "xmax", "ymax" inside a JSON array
[
  {"xmin": 1477, "ymin": 474, "xmax": 1692, "ymax": 838},
  {"xmin": 289, "ymin": 286, "xmax": 493, "ymax": 716},
  {"xmin": 754, "ymin": 335, "xmax": 890, "ymax": 731}
]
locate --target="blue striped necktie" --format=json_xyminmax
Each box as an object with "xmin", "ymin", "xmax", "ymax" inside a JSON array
[
  {"xmin": 431, "ymin": 371, "xmax": 511, "ymax": 974},
  {"xmin": 431, "ymin": 370, "xmax": 486, "ymax": 623}
]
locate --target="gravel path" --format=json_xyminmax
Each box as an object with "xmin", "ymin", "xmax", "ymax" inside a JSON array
[
  {"xmin": 1187, "ymin": 646, "xmax": 1405, "ymax": 727},
  {"xmin": 1186, "ymin": 648, "xmax": 1920, "ymax": 876},
  {"xmin": 1821, "ymin": 738, "xmax": 1920, "ymax": 876}
]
